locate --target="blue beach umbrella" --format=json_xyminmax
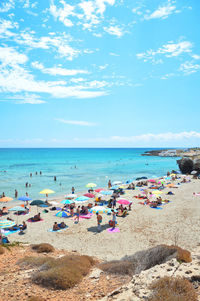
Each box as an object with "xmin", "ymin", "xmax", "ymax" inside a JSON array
[
  {"xmin": 9, "ymin": 206, "xmax": 25, "ymax": 212},
  {"xmin": 110, "ymin": 185, "xmax": 120, "ymax": 190},
  {"xmin": 18, "ymin": 196, "xmax": 32, "ymax": 202},
  {"xmin": 75, "ymin": 196, "xmax": 90, "ymax": 202},
  {"xmin": 61, "ymin": 199, "xmax": 74, "ymax": 205},
  {"xmin": 101, "ymin": 190, "xmax": 113, "ymax": 195}
]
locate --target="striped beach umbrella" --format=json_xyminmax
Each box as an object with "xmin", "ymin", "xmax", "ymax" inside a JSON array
[
  {"xmin": 9, "ymin": 206, "xmax": 25, "ymax": 212},
  {"xmin": 0, "ymin": 219, "xmax": 16, "ymax": 229},
  {"xmin": 55, "ymin": 211, "xmax": 71, "ymax": 218},
  {"xmin": 84, "ymin": 193, "xmax": 95, "ymax": 198},
  {"xmin": 89, "ymin": 206, "xmax": 107, "ymax": 214}
]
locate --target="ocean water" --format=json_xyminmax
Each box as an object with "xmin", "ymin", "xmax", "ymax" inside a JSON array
[{"xmin": 0, "ymin": 148, "xmax": 180, "ymax": 201}]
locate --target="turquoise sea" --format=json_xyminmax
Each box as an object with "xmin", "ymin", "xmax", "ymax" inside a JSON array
[{"xmin": 0, "ymin": 148, "xmax": 180, "ymax": 200}]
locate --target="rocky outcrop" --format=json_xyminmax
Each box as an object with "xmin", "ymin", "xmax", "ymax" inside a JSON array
[
  {"xmin": 193, "ymin": 158, "xmax": 200, "ymax": 173},
  {"xmin": 100, "ymin": 246, "xmax": 200, "ymax": 301},
  {"xmin": 177, "ymin": 157, "xmax": 194, "ymax": 174}
]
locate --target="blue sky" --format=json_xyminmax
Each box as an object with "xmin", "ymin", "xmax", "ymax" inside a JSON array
[{"xmin": 0, "ymin": 0, "xmax": 200, "ymax": 147}]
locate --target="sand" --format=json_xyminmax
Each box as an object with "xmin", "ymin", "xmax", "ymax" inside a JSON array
[{"xmin": 3, "ymin": 176, "xmax": 200, "ymax": 261}]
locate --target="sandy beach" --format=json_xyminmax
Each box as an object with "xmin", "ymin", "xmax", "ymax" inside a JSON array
[{"xmin": 3, "ymin": 175, "xmax": 200, "ymax": 261}]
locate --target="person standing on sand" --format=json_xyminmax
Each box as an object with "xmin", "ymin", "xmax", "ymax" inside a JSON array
[
  {"xmin": 111, "ymin": 209, "xmax": 116, "ymax": 229},
  {"xmin": 108, "ymin": 180, "xmax": 112, "ymax": 189},
  {"xmin": 96, "ymin": 212, "xmax": 102, "ymax": 232},
  {"xmin": 75, "ymin": 206, "xmax": 80, "ymax": 223}
]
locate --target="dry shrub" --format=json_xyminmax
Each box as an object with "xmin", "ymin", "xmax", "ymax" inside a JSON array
[
  {"xmin": 20, "ymin": 254, "xmax": 95, "ymax": 290},
  {"xmin": 31, "ymin": 243, "xmax": 54, "ymax": 253},
  {"xmin": 99, "ymin": 260, "xmax": 134, "ymax": 276},
  {"xmin": 0, "ymin": 245, "xmax": 5, "ymax": 254},
  {"xmin": 27, "ymin": 297, "xmax": 45, "ymax": 301},
  {"xmin": 149, "ymin": 276, "xmax": 197, "ymax": 301},
  {"xmin": 99, "ymin": 245, "xmax": 190, "ymax": 276},
  {"xmin": 162, "ymin": 245, "xmax": 192, "ymax": 263}
]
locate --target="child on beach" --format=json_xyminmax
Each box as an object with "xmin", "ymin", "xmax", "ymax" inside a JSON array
[{"xmin": 96, "ymin": 212, "xmax": 102, "ymax": 232}]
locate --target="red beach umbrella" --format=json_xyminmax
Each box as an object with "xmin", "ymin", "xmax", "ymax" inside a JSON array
[
  {"xmin": 95, "ymin": 188, "xmax": 104, "ymax": 193},
  {"xmin": 84, "ymin": 193, "xmax": 95, "ymax": 198}
]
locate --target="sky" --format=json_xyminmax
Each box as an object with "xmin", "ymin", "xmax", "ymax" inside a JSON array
[{"xmin": 0, "ymin": 0, "xmax": 200, "ymax": 148}]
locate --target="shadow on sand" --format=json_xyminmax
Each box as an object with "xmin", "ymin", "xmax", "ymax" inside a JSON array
[{"xmin": 87, "ymin": 224, "xmax": 110, "ymax": 234}]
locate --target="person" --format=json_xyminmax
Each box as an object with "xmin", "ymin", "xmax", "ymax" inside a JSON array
[
  {"xmin": 75, "ymin": 206, "xmax": 80, "ymax": 223},
  {"xmin": 31, "ymin": 212, "xmax": 41, "ymax": 221},
  {"xmin": 111, "ymin": 209, "xmax": 116, "ymax": 229},
  {"xmin": 26, "ymin": 192, "xmax": 29, "ymax": 197},
  {"xmin": 26, "ymin": 182, "xmax": 28, "ymax": 188},
  {"xmin": 70, "ymin": 205, "xmax": 74, "ymax": 217},
  {"xmin": 53, "ymin": 222, "xmax": 60, "ymax": 231},
  {"xmin": 72, "ymin": 187, "xmax": 75, "ymax": 194},
  {"xmin": 35, "ymin": 171, "xmax": 38, "ymax": 175},
  {"xmin": 54, "ymin": 176, "xmax": 57, "ymax": 181},
  {"xmin": 19, "ymin": 221, "xmax": 27, "ymax": 233},
  {"xmin": 108, "ymin": 180, "xmax": 112, "ymax": 189},
  {"xmin": 96, "ymin": 212, "xmax": 102, "ymax": 232},
  {"xmin": 112, "ymin": 196, "xmax": 116, "ymax": 208},
  {"xmin": 2, "ymin": 192, "xmax": 5, "ymax": 197},
  {"xmin": 15, "ymin": 189, "xmax": 18, "ymax": 198},
  {"xmin": 30, "ymin": 173, "xmax": 32, "ymax": 177},
  {"xmin": 59, "ymin": 222, "xmax": 66, "ymax": 229},
  {"xmin": 40, "ymin": 171, "xmax": 42, "ymax": 175}
]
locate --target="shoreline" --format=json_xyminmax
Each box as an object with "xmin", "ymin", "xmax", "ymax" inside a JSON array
[{"xmin": 2, "ymin": 172, "xmax": 200, "ymax": 261}]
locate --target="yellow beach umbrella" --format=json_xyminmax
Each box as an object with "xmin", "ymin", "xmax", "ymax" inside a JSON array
[
  {"xmin": 86, "ymin": 183, "xmax": 97, "ymax": 188},
  {"xmin": 39, "ymin": 189, "xmax": 55, "ymax": 194},
  {"xmin": 170, "ymin": 173, "xmax": 176, "ymax": 177},
  {"xmin": 152, "ymin": 190, "xmax": 163, "ymax": 195},
  {"xmin": 0, "ymin": 197, "xmax": 13, "ymax": 202}
]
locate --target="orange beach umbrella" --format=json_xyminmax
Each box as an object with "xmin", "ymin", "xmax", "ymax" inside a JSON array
[{"xmin": 0, "ymin": 197, "xmax": 13, "ymax": 202}]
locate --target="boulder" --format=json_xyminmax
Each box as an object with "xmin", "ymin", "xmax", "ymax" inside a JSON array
[
  {"xmin": 193, "ymin": 158, "xmax": 200, "ymax": 172},
  {"xmin": 177, "ymin": 157, "xmax": 194, "ymax": 174}
]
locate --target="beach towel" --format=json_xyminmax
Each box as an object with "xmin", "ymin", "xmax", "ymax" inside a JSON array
[
  {"xmin": 3, "ymin": 229, "xmax": 20, "ymax": 236},
  {"xmin": 79, "ymin": 213, "xmax": 93, "ymax": 219},
  {"xmin": 150, "ymin": 207, "xmax": 163, "ymax": 210},
  {"xmin": 48, "ymin": 226, "xmax": 68, "ymax": 232},
  {"xmin": 27, "ymin": 218, "xmax": 44, "ymax": 222},
  {"xmin": 107, "ymin": 227, "xmax": 120, "ymax": 233}
]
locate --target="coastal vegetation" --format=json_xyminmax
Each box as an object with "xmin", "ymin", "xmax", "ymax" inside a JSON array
[
  {"xmin": 18, "ymin": 254, "xmax": 95, "ymax": 290},
  {"xmin": 31, "ymin": 243, "xmax": 54, "ymax": 253},
  {"xmin": 149, "ymin": 276, "xmax": 197, "ymax": 301}
]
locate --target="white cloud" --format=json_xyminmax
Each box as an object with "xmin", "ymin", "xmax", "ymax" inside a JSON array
[
  {"xmin": 137, "ymin": 40, "xmax": 193, "ymax": 63},
  {"xmin": 0, "ymin": 0, "xmax": 14, "ymax": 13},
  {"xmin": 179, "ymin": 61, "xmax": 200, "ymax": 75},
  {"xmin": 55, "ymin": 118, "xmax": 97, "ymax": 126},
  {"xmin": 191, "ymin": 54, "xmax": 200, "ymax": 60},
  {"xmin": 111, "ymin": 131, "xmax": 200, "ymax": 142},
  {"xmin": 0, "ymin": 18, "xmax": 18, "ymax": 38},
  {"xmin": 7, "ymin": 93, "xmax": 46, "ymax": 104},
  {"xmin": 144, "ymin": 2, "xmax": 177, "ymax": 20},
  {"xmin": 0, "ymin": 46, "xmax": 27, "ymax": 66},
  {"xmin": 14, "ymin": 32, "xmax": 80, "ymax": 61},
  {"xmin": 32, "ymin": 61, "xmax": 89, "ymax": 76},
  {"xmin": 103, "ymin": 25, "xmax": 124, "ymax": 37},
  {"xmin": 50, "ymin": 0, "xmax": 75, "ymax": 27}
]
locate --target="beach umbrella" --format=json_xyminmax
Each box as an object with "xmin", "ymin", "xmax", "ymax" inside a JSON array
[
  {"xmin": 56, "ymin": 211, "xmax": 71, "ymax": 218},
  {"xmin": 0, "ymin": 197, "xmax": 13, "ymax": 202},
  {"xmin": 9, "ymin": 206, "xmax": 25, "ymax": 212},
  {"xmin": 152, "ymin": 190, "xmax": 163, "ymax": 195},
  {"xmin": 65, "ymin": 194, "xmax": 77, "ymax": 199},
  {"xmin": 101, "ymin": 190, "xmax": 112, "ymax": 195},
  {"xmin": 89, "ymin": 206, "xmax": 107, "ymax": 214},
  {"xmin": 86, "ymin": 183, "xmax": 97, "ymax": 188},
  {"xmin": 75, "ymin": 196, "xmax": 90, "ymax": 202},
  {"xmin": 106, "ymin": 208, "xmax": 117, "ymax": 214},
  {"xmin": 84, "ymin": 193, "xmax": 95, "ymax": 198},
  {"xmin": 117, "ymin": 199, "xmax": 131, "ymax": 205},
  {"xmin": 30, "ymin": 200, "xmax": 45, "ymax": 206},
  {"xmin": 0, "ymin": 219, "xmax": 16, "ymax": 229},
  {"xmin": 40, "ymin": 189, "xmax": 55, "ymax": 194},
  {"xmin": 148, "ymin": 179, "xmax": 156, "ymax": 183},
  {"xmin": 191, "ymin": 171, "xmax": 197, "ymax": 175},
  {"xmin": 95, "ymin": 188, "xmax": 104, "ymax": 193},
  {"xmin": 170, "ymin": 174, "xmax": 176, "ymax": 177},
  {"xmin": 18, "ymin": 196, "xmax": 32, "ymax": 202},
  {"xmin": 61, "ymin": 199, "xmax": 74, "ymax": 205},
  {"xmin": 113, "ymin": 181, "xmax": 122, "ymax": 185},
  {"xmin": 110, "ymin": 185, "xmax": 119, "ymax": 190},
  {"xmin": 166, "ymin": 184, "xmax": 175, "ymax": 188}
]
